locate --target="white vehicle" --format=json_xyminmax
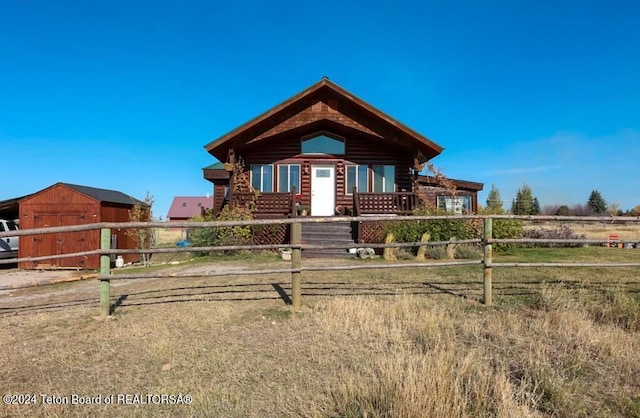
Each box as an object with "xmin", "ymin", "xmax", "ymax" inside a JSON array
[{"xmin": 0, "ymin": 219, "xmax": 19, "ymax": 260}]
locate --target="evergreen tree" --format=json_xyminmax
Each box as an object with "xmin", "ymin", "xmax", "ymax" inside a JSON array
[
  {"xmin": 556, "ymin": 205, "xmax": 573, "ymax": 216},
  {"xmin": 512, "ymin": 184, "xmax": 537, "ymax": 215},
  {"xmin": 531, "ymin": 197, "xmax": 541, "ymax": 215},
  {"xmin": 485, "ymin": 184, "xmax": 504, "ymax": 214},
  {"xmin": 587, "ymin": 190, "xmax": 607, "ymax": 214}
]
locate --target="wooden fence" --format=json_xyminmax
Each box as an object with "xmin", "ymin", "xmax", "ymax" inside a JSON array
[{"xmin": 1, "ymin": 215, "xmax": 640, "ymax": 318}]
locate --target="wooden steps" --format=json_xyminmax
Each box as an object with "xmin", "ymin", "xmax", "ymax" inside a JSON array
[{"xmin": 301, "ymin": 221, "xmax": 356, "ymax": 258}]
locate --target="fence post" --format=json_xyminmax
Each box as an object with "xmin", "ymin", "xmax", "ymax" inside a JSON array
[
  {"xmin": 483, "ymin": 217, "xmax": 493, "ymax": 305},
  {"xmin": 100, "ymin": 228, "xmax": 111, "ymax": 318},
  {"xmin": 291, "ymin": 220, "xmax": 302, "ymax": 309}
]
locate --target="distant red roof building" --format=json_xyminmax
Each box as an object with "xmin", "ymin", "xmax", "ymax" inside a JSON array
[{"xmin": 167, "ymin": 196, "xmax": 213, "ymax": 221}]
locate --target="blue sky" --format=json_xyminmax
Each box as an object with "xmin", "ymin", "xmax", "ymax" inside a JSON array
[{"xmin": 2, "ymin": 0, "xmax": 639, "ymax": 217}]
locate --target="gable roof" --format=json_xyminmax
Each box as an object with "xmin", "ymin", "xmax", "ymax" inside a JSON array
[
  {"xmin": 167, "ymin": 196, "xmax": 214, "ymax": 219},
  {"xmin": 204, "ymin": 78, "xmax": 444, "ymax": 163},
  {"xmin": 57, "ymin": 183, "xmax": 147, "ymax": 206}
]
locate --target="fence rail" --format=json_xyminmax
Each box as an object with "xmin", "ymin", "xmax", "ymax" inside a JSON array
[{"xmin": 1, "ymin": 215, "xmax": 639, "ymax": 317}]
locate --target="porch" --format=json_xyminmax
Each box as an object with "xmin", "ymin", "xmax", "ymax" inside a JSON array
[
  {"xmin": 228, "ymin": 190, "xmax": 420, "ymax": 251},
  {"xmin": 229, "ymin": 190, "xmax": 420, "ymax": 218}
]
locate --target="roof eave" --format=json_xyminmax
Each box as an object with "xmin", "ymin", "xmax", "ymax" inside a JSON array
[
  {"xmin": 417, "ymin": 175, "xmax": 484, "ymax": 191},
  {"xmin": 204, "ymin": 78, "xmax": 444, "ymax": 161},
  {"xmin": 204, "ymin": 79, "xmax": 330, "ymax": 155}
]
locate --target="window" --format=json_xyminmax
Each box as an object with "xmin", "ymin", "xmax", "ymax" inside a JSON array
[
  {"xmin": 0, "ymin": 220, "xmax": 17, "ymax": 232},
  {"xmin": 437, "ymin": 196, "xmax": 472, "ymax": 214},
  {"xmin": 346, "ymin": 165, "xmax": 368, "ymax": 193},
  {"xmin": 372, "ymin": 165, "xmax": 395, "ymax": 192},
  {"xmin": 301, "ymin": 132, "xmax": 345, "ymax": 155},
  {"xmin": 251, "ymin": 164, "xmax": 273, "ymax": 192},
  {"xmin": 278, "ymin": 164, "xmax": 301, "ymax": 192}
]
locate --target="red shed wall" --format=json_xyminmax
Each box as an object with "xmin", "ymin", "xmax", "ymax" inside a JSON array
[
  {"xmin": 19, "ymin": 185, "xmax": 100, "ymax": 269},
  {"xmin": 101, "ymin": 203, "xmax": 145, "ymax": 265}
]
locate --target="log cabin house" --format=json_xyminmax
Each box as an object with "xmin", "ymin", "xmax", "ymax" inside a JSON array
[
  {"xmin": 203, "ymin": 78, "xmax": 482, "ymax": 216},
  {"xmin": 202, "ymin": 78, "xmax": 482, "ymax": 251}
]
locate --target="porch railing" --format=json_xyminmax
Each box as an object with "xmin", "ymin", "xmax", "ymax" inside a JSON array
[
  {"xmin": 231, "ymin": 191, "xmax": 296, "ymax": 217},
  {"xmin": 353, "ymin": 189, "xmax": 419, "ymax": 216},
  {"xmin": 229, "ymin": 188, "xmax": 419, "ymax": 217}
]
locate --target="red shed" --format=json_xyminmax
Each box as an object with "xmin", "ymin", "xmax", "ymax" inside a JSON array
[{"xmin": 19, "ymin": 183, "xmax": 148, "ymax": 270}]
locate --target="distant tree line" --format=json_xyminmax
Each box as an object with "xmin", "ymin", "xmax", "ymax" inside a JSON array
[{"xmin": 484, "ymin": 185, "xmax": 640, "ymax": 216}]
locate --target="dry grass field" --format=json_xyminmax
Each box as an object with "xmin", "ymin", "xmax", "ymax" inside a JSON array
[
  {"xmin": 154, "ymin": 227, "xmax": 185, "ymax": 245},
  {"xmin": 1, "ymin": 247, "xmax": 639, "ymax": 417},
  {"xmin": 528, "ymin": 220, "xmax": 640, "ymax": 241},
  {"xmin": 573, "ymin": 221, "xmax": 640, "ymax": 241}
]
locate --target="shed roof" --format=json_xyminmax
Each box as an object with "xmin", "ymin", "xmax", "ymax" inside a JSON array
[
  {"xmin": 21, "ymin": 183, "xmax": 148, "ymax": 206},
  {"xmin": 0, "ymin": 195, "xmax": 30, "ymax": 212},
  {"xmin": 0, "ymin": 195, "xmax": 31, "ymax": 220},
  {"xmin": 167, "ymin": 196, "xmax": 214, "ymax": 219},
  {"xmin": 60, "ymin": 183, "xmax": 147, "ymax": 206}
]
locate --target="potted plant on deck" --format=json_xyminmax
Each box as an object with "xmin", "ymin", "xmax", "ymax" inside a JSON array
[
  {"xmin": 297, "ymin": 205, "xmax": 310, "ymax": 216},
  {"xmin": 335, "ymin": 206, "xmax": 353, "ymax": 216}
]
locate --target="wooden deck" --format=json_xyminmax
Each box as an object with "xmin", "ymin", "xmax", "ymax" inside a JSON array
[
  {"xmin": 229, "ymin": 190, "xmax": 420, "ymax": 219},
  {"xmin": 231, "ymin": 192, "xmax": 296, "ymax": 218},
  {"xmin": 352, "ymin": 192, "xmax": 419, "ymax": 216}
]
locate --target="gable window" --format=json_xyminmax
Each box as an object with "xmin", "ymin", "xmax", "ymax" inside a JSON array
[
  {"xmin": 301, "ymin": 132, "xmax": 345, "ymax": 155},
  {"xmin": 437, "ymin": 195, "xmax": 472, "ymax": 214},
  {"xmin": 251, "ymin": 164, "xmax": 273, "ymax": 192},
  {"xmin": 278, "ymin": 164, "xmax": 301, "ymax": 193},
  {"xmin": 372, "ymin": 165, "xmax": 395, "ymax": 192},
  {"xmin": 346, "ymin": 165, "xmax": 369, "ymax": 194}
]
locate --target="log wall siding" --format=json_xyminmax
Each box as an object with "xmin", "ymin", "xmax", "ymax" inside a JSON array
[
  {"xmin": 213, "ymin": 182, "xmax": 227, "ymax": 213},
  {"xmin": 237, "ymin": 130, "xmax": 415, "ymax": 209}
]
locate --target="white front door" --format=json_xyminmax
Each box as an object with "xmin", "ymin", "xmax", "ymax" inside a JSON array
[{"xmin": 311, "ymin": 165, "xmax": 335, "ymax": 216}]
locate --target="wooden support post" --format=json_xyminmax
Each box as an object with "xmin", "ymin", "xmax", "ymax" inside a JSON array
[
  {"xmin": 291, "ymin": 186, "xmax": 297, "ymax": 218},
  {"xmin": 100, "ymin": 228, "xmax": 111, "ymax": 318},
  {"xmin": 483, "ymin": 217, "xmax": 493, "ymax": 305},
  {"xmin": 291, "ymin": 221, "xmax": 302, "ymax": 309}
]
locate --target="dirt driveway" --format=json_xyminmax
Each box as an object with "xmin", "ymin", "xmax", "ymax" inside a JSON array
[{"xmin": 0, "ymin": 267, "xmax": 96, "ymax": 291}]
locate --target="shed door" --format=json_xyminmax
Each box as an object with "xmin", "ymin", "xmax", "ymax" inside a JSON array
[
  {"xmin": 33, "ymin": 213, "xmax": 88, "ymax": 268},
  {"xmin": 33, "ymin": 214, "xmax": 58, "ymax": 267},
  {"xmin": 311, "ymin": 165, "xmax": 335, "ymax": 216},
  {"xmin": 58, "ymin": 214, "xmax": 88, "ymax": 268}
]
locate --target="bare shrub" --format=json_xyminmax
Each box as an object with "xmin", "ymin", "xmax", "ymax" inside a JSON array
[
  {"xmin": 523, "ymin": 224, "xmax": 585, "ymax": 247},
  {"xmin": 455, "ymin": 245, "xmax": 483, "ymax": 259},
  {"xmin": 426, "ymin": 246, "xmax": 447, "ymax": 259}
]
